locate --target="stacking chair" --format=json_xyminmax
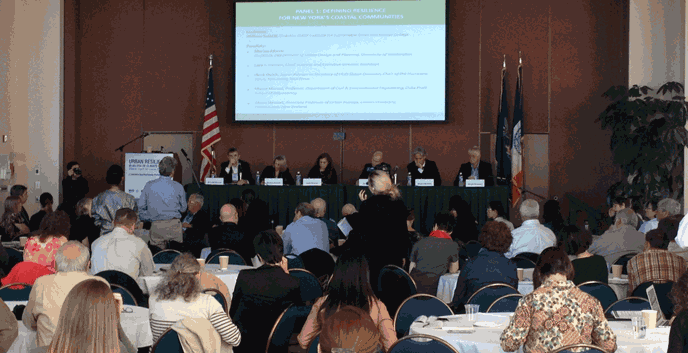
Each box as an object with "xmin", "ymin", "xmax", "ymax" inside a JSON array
[
  {"xmin": 387, "ymin": 334, "xmax": 459, "ymax": 353},
  {"xmin": 203, "ymin": 288, "xmax": 229, "ymax": 314},
  {"xmin": 152, "ymin": 249, "xmax": 181, "ymax": 264},
  {"xmin": 205, "ymin": 248, "xmax": 232, "ymax": 261},
  {"xmin": 300, "ymin": 248, "xmax": 335, "ymax": 287},
  {"xmin": 377, "ymin": 265, "xmax": 417, "ymax": 320},
  {"xmin": 0, "ymin": 283, "xmax": 32, "ymax": 301},
  {"xmin": 632, "ymin": 280, "xmax": 675, "ymax": 318},
  {"xmin": 289, "ymin": 268, "xmax": 323, "ymax": 303},
  {"xmin": 610, "ymin": 253, "xmax": 637, "ymax": 275},
  {"xmin": 512, "ymin": 255, "xmax": 537, "ymax": 269},
  {"xmin": 550, "ymin": 343, "xmax": 609, "ymax": 353},
  {"xmin": 516, "ymin": 252, "xmax": 539, "ymax": 264},
  {"xmin": 307, "ymin": 336, "xmax": 319, "ymax": 353},
  {"xmin": 285, "ymin": 254, "xmax": 305, "ymax": 269},
  {"xmin": 464, "ymin": 240, "xmax": 482, "ymax": 258},
  {"xmin": 576, "ymin": 281, "xmax": 618, "ymax": 311},
  {"xmin": 151, "ymin": 328, "xmax": 183, "ymax": 353},
  {"xmin": 265, "ymin": 304, "xmax": 313, "ymax": 353},
  {"xmin": 604, "ymin": 296, "xmax": 651, "ymax": 318},
  {"xmin": 207, "ymin": 249, "xmax": 246, "ymax": 265},
  {"xmin": 95, "ymin": 270, "xmax": 147, "ymax": 308},
  {"xmin": 5, "ymin": 248, "xmax": 23, "ymax": 272},
  {"xmin": 486, "ymin": 293, "xmax": 523, "ymax": 313},
  {"xmin": 394, "ymin": 294, "xmax": 453, "ymax": 338},
  {"xmin": 111, "ymin": 283, "xmax": 138, "ymax": 306},
  {"xmin": 465, "ymin": 283, "xmax": 519, "ymax": 313}
]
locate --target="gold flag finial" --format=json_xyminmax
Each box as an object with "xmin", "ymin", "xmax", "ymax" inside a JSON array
[
  {"xmin": 503, "ymin": 55, "xmax": 506, "ymax": 68},
  {"xmin": 209, "ymin": 54, "xmax": 213, "ymax": 67}
]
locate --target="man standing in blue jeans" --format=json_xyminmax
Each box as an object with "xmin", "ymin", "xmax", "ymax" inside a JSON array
[{"xmin": 138, "ymin": 156, "xmax": 187, "ymax": 249}]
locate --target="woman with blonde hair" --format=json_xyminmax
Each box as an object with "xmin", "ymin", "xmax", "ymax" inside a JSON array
[
  {"xmin": 70, "ymin": 198, "xmax": 100, "ymax": 249},
  {"xmin": 30, "ymin": 279, "xmax": 136, "ymax": 353},
  {"xmin": 149, "ymin": 253, "xmax": 241, "ymax": 347}
]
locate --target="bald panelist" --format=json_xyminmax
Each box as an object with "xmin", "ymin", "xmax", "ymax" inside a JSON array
[{"xmin": 359, "ymin": 151, "xmax": 391, "ymax": 179}]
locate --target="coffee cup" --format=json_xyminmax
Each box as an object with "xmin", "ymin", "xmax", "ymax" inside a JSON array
[
  {"xmin": 219, "ymin": 256, "xmax": 229, "ymax": 269},
  {"xmin": 642, "ymin": 310, "xmax": 658, "ymax": 330},
  {"xmin": 19, "ymin": 236, "xmax": 28, "ymax": 247},
  {"xmin": 612, "ymin": 264, "xmax": 623, "ymax": 278},
  {"xmin": 113, "ymin": 292, "xmax": 123, "ymax": 312},
  {"xmin": 146, "ymin": 145, "xmax": 153, "ymax": 153},
  {"xmin": 197, "ymin": 258, "xmax": 205, "ymax": 267},
  {"xmin": 517, "ymin": 268, "xmax": 524, "ymax": 281}
]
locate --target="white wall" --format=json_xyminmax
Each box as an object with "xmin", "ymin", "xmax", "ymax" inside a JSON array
[{"xmin": 0, "ymin": 0, "xmax": 63, "ymax": 215}]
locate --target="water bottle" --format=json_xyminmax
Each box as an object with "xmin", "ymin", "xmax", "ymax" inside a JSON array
[
  {"xmin": 255, "ymin": 171, "xmax": 260, "ymax": 184},
  {"xmin": 393, "ymin": 172, "xmax": 397, "ymax": 185},
  {"xmin": 407, "ymin": 172, "xmax": 412, "ymax": 186},
  {"xmin": 296, "ymin": 171, "xmax": 302, "ymax": 186},
  {"xmin": 459, "ymin": 175, "xmax": 464, "ymax": 187}
]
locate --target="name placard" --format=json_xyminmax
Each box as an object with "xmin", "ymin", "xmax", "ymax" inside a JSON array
[
  {"xmin": 303, "ymin": 178, "xmax": 322, "ymax": 186},
  {"xmin": 415, "ymin": 179, "xmax": 434, "ymax": 187},
  {"xmin": 466, "ymin": 179, "xmax": 485, "ymax": 187},
  {"xmin": 358, "ymin": 179, "xmax": 369, "ymax": 187},
  {"xmin": 264, "ymin": 178, "xmax": 284, "ymax": 186},
  {"xmin": 204, "ymin": 178, "xmax": 224, "ymax": 185}
]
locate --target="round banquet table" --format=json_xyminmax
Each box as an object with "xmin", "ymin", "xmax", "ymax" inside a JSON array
[
  {"xmin": 409, "ymin": 313, "xmax": 669, "ymax": 353},
  {"xmin": 138, "ymin": 263, "xmax": 252, "ymax": 295},
  {"xmin": 6, "ymin": 303, "xmax": 153, "ymax": 352}
]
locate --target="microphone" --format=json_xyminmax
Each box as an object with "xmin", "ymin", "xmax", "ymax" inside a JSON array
[
  {"xmin": 392, "ymin": 165, "xmax": 399, "ymax": 173},
  {"xmin": 181, "ymin": 149, "xmax": 188, "ymax": 158}
]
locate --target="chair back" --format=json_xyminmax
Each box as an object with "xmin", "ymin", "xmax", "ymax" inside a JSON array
[
  {"xmin": 550, "ymin": 343, "xmax": 609, "ymax": 353},
  {"xmin": 631, "ymin": 280, "xmax": 675, "ymax": 318},
  {"xmin": 611, "ymin": 253, "xmax": 637, "ymax": 275},
  {"xmin": 95, "ymin": 270, "xmax": 147, "ymax": 308},
  {"xmin": 151, "ymin": 328, "xmax": 184, "ymax": 353},
  {"xmin": 300, "ymin": 248, "xmax": 335, "ymax": 286},
  {"xmin": 576, "ymin": 281, "xmax": 618, "ymax": 311},
  {"xmin": 512, "ymin": 256, "xmax": 536, "ymax": 269},
  {"xmin": 377, "ymin": 265, "xmax": 417, "ymax": 319},
  {"xmin": 486, "ymin": 293, "xmax": 523, "ymax": 313},
  {"xmin": 0, "ymin": 283, "xmax": 32, "ymax": 301},
  {"xmin": 152, "ymin": 249, "xmax": 181, "ymax": 264},
  {"xmin": 203, "ymin": 288, "xmax": 228, "ymax": 314},
  {"xmin": 394, "ymin": 294, "xmax": 453, "ymax": 338},
  {"xmin": 265, "ymin": 304, "xmax": 313, "ymax": 353},
  {"xmin": 604, "ymin": 296, "xmax": 651, "ymax": 317},
  {"xmin": 464, "ymin": 241, "xmax": 482, "ymax": 258},
  {"xmin": 289, "ymin": 268, "xmax": 323, "ymax": 303},
  {"xmin": 6, "ymin": 248, "xmax": 23, "ymax": 270},
  {"xmin": 516, "ymin": 252, "xmax": 539, "ymax": 263},
  {"xmin": 111, "ymin": 283, "xmax": 138, "ymax": 306},
  {"xmin": 388, "ymin": 334, "xmax": 459, "ymax": 353},
  {"xmin": 285, "ymin": 254, "xmax": 304, "ymax": 269},
  {"xmin": 465, "ymin": 283, "xmax": 519, "ymax": 312},
  {"xmin": 207, "ymin": 250, "xmax": 246, "ymax": 265}
]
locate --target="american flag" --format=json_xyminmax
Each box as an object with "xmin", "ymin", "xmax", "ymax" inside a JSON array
[{"xmin": 201, "ymin": 68, "xmax": 220, "ymax": 181}]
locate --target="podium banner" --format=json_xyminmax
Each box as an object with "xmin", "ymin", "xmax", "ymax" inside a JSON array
[{"xmin": 125, "ymin": 153, "xmax": 173, "ymax": 199}]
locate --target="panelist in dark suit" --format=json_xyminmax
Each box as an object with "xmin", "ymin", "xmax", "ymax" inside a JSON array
[
  {"xmin": 454, "ymin": 146, "xmax": 494, "ymax": 186},
  {"xmin": 406, "ymin": 147, "xmax": 442, "ymax": 186},
  {"xmin": 261, "ymin": 155, "xmax": 295, "ymax": 185},
  {"xmin": 230, "ymin": 230, "xmax": 302, "ymax": 353},
  {"xmin": 218, "ymin": 147, "xmax": 254, "ymax": 185},
  {"xmin": 307, "ymin": 152, "xmax": 338, "ymax": 184},
  {"xmin": 359, "ymin": 151, "xmax": 391, "ymax": 179}
]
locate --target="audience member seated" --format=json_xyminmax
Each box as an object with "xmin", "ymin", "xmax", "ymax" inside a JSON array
[
  {"xmin": 23, "ymin": 241, "xmax": 109, "ymax": 347},
  {"xmin": 311, "ymin": 198, "xmax": 341, "ymax": 248},
  {"xmin": 218, "ymin": 147, "xmax": 254, "ymax": 185},
  {"xmin": 359, "ymin": 150, "xmax": 391, "ymax": 179},
  {"xmin": 450, "ymin": 221, "xmax": 517, "ymax": 312},
  {"xmin": 29, "ymin": 193, "xmax": 53, "ymax": 232},
  {"xmin": 92, "ymin": 164, "xmax": 138, "ymax": 236},
  {"xmin": 90, "ymin": 208, "xmax": 155, "ymax": 281},
  {"xmin": 30, "ymin": 279, "xmax": 136, "ymax": 353},
  {"xmin": 668, "ymin": 271, "xmax": 688, "ymax": 352},
  {"xmin": 24, "ymin": 211, "xmax": 70, "ymax": 272},
  {"xmin": 505, "ymin": 199, "xmax": 556, "ymax": 259},
  {"xmin": 70, "ymin": 198, "xmax": 100, "ymax": 249},
  {"xmin": 10, "ymin": 185, "xmax": 31, "ymax": 233},
  {"xmin": 627, "ymin": 228, "xmax": 687, "ymax": 296},
  {"xmin": 308, "ymin": 153, "xmax": 338, "ymax": 185},
  {"xmin": 149, "ymin": 253, "xmax": 241, "ymax": 347},
  {"xmin": 341, "ymin": 203, "xmax": 357, "ymax": 217},
  {"xmin": 406, "ymin": 146, "xmax": 442, "ymax": 186},
  {"xmin": 208, "ymin": 204, "xmax": 253, "ymax": 264},
  {"xmin": 568, "ymin": 226, "xmax": 607, "ymax": 285},
  {"xmin": 317, "ymin": 306, "xmax": 383, "ymax": 353},
  {"xmin": 409, "ymin": 213, "xmax": 459, "ymax": 294},
  {"xmin": 298, "ymin": 252, "xmax": 395, "ymax": 351},
  {"xmin": 655, "ymin": 198, "xmax": 682, "ymax": 223},
  {"xmin": 181, "ymin": 193, "xmax": 210, "ymax": 258},
  {"xmin": 406, "ymin": 208, "xmax": 424, "ymax": 246},
  {"xmin": 588, "ymin": 208, "xmax": 645, "ymax": 264},
  {"xmin": 230, "ymin": 231, "xmax": 301, "ymax": 353},
  {"xmin": 1, "ymin": 261, "xmax": 54, "ymax": 287},
  {"xmin": 639, "ymin": 199, "xmax": 659, "ymax": 234},
  {"xmin": 261, "ymin": 155, "xmax": 295, "ymax": 185},
  {"xmin": 454, "ymin": 145, "xmax": 494, "ymax": 186},
  {"xmin": 240, "ymin": 189, "xmax": 271, "ymax": 238},
  {"xmin": 448, "ymin": 195, "xmax": 479, "ymax": 244},
  {"xmin": 487, "ymin": 200, "xmax": 513, "ymax": 231},
  {"xmin": 0, "ymin": 195, "xmax": 26, "ymax": 241},
  {"xmin": 661, "ymin": 214, "xmax": 688, "ymax": 261},
  {"xmin": 500, "ymin": 247, "xmax": 617, "ymax": 353},
  {"xmin": 0, "ymin": 299, "xmax": 17, "ymax": 352},
  {"xmin": 282, "ymin": 202, "xmax": 328, "ymax": 255}
]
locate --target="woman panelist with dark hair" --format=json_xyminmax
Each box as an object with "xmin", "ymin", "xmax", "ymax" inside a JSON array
[
  {"xmin": 307, "ymin": 153, "xmax": 337, "ymax": 184},
  {"xmin": 501, "ymin": 247, "xmax": 617, "ymax": 353}
]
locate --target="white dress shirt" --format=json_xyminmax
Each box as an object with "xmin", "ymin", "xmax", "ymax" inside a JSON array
[
  {"xmin": 505, "ymin": 219, "xmax": 557, "ymax": 259},
  {"xmin": 676, "ymin": 215, "xmax": 688, "ymax": 248},
  {"xmin": 90, "ymin": 227, "xmax": 156, "ymax": 280},
  {"xmin": 638, "ymin": 218, "xmax": 658, "ymax": 234}
]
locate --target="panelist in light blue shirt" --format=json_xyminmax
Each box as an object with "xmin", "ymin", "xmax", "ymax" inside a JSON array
[
  {"xmin": 282, "ymin": 202, "xmax": 329, "ymax": 255},
  {"xmin": 138, "ymin": 156, "xmax": 187, "ymax": 249}
]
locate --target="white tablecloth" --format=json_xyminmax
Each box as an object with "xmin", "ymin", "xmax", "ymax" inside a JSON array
[
  {"xmin": 409, "ymin": 313, "xmax": 669, "ymax": 353},
  {"xmin": 138, "ymin": 263, "xmax": 252, "ymax": 295},
  {"xmin": 7, "ymin": 304, "xmax": 153, "ymax": 352}
]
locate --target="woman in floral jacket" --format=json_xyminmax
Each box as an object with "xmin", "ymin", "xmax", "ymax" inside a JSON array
[{"xmin": 500, "ymin": 247, "xmax": 617, "ymax": 353}]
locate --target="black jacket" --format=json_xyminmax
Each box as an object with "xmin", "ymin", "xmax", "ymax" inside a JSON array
[
  {"xmin": 307, "ymin": 166, "xmax": 337, "ymax": 185},
  {"xmin": 261, "ymin": 166, "xmax": 295, "ymax": 185},
  {"xmin": 359, "ymin": 162, "xmax": 392, "ymax": 179},
  {"xmin": 219, "ymin": 160, "xmax": 254, "ymax": 185},
  {"xmin": 455, "ymin": 161, "xmax": 494, "ymax": 186},
  {"xmin": 406, "ymin": 160, "xmax": 442, "ymax": 186},
  {"xmin": 208, "ymin": 222, "xmax": 253, "ymax": 264}
]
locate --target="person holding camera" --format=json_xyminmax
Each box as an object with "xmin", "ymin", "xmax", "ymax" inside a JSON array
[{"xmin": 60, "ymin": 161, "xmax": 89, "ymax": 218}]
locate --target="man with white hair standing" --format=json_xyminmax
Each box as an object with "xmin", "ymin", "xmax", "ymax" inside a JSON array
[
  {"xmin": 138, "ymin": 156, "xmax": 187, "ymax": 249},
  {"xmin": 311, "ymin": 198, "xmax": 341, "ymax": 248},
  {"xmin": 588, "ymin": 208, "xmax": 645, "ymax": 264},
  {"xmin": 23, "ymin": 241, "xmax": 109, "ymax": 347},
  {"xmin": 505, "ymin": 199, "xmax": 556, "ymax": 259}
]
